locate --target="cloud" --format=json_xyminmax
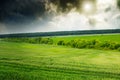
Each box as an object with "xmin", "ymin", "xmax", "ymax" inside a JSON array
[
  {"xmin": 0, "ymin": 0, "xmax": 120, "ymax": 33},
  {"xmin": 0, "ymin": 0, "xmax": 47, "ymax": 23},
  {"xmin": 0, "ymin": 0, "xmax": 49, "ymax": 33},
  {"xmin": 47, "ymin": 0, "xmax": 96, "ymax": 14},
  {"xmin": 0, "ymin": 23, "xmax": 8, "ymax": 34}
]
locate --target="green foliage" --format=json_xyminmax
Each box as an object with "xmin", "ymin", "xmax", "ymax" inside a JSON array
[
  {"xmin": 3, "ymin": 37, "xmax": 53, "ymax": 45},
  {"xmin": 40, "ymin": 38, "xmax": 53, "ymax": 44},
  {"xmin": 57, "ymin": 39, "xmax": 120, "ymax": 51},
  {"xmin": 57, "ymin": 40, "xmax": 65, "ymax": 45}
]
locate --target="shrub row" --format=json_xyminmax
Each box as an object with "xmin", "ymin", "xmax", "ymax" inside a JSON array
[
  {"xmin": 3, "ymin": 37, "xmax": 53, "ymax": 45},
  {"xmin": 2, "ymin": 38, "xmax": 120, "ymax": 51},
  {"xmin": 57, "ymin": 39, "xmax": 120, "ymax": 51}
]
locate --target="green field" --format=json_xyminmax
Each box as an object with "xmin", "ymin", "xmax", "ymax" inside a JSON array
[
  {"xmin": 50, "ymin": 34, "xmax": 120, "ymax": 43},
  {"xmin": 0, "ymin": 34, "xmax": 120, "ymax": 80}
]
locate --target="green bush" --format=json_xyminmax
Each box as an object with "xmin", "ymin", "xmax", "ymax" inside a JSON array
[
  {"xmin": 34, "ymin": 37, "xmax": 42, "ymax": 44},
  {"xmin": 85, "ymin": 40, "xmax": 98, "ymax": 48},
  {"xmin": 2, "ymin": 37, "xmax": 53, "ymax": 45},
  {"xmin": 56, "ymin": 39, "xmax": 120, "ymax": 51},
  {"xmin": 57, "ymin": 40, "xmax": 65, "ymax": 45},
  {"xmin": 76, "ymin": 40, "xmax": 87, "ymax": 48},
  {"xmin": 40, "ymin": 38, "xmax": 53, "ymax": 44},
  {"xmin": 68, "ymin": 39, "xmax": 98, "ymax": 49},
  {"xmin": 93, "ymin": 41, "xmax": 120, "ymax": 50},
  {"xmin": 68, "ymin": 40, "xmax": 76, "ymax": 48},
  {"xmin": 109, "ymin": 43, "xmax": 120, "ymax": 50}
]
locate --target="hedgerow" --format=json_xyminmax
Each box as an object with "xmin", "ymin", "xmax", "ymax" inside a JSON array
[
  {"xmin": 3, "ymin": 37, "xmax": 53, "ymax": 45},
  {"xmin": 57, "ymin": 39, "xmax": 120, "ymax": 51},
  {"xmin": 2, "ymin": 38, "xmax": 120, "ymax": 51}
]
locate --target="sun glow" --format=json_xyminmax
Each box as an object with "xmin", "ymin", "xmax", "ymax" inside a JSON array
[
  {"xmin": 83, "ymin": 3, "xmax": 93, "ymax": 12},
  {"xmin": 82, "ymin": 1, "xmax": 95, "ymax": 14}
]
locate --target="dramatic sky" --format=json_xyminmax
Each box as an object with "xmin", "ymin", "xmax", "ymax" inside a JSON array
[{"xmin": 0, "ymin": 0, "xmax": 120, "ymax": 34}]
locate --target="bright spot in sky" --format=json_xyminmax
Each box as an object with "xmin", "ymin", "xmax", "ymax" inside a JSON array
[{"xmin": 82, "ymin": 2, "xmax": 93, "ymax": 13}]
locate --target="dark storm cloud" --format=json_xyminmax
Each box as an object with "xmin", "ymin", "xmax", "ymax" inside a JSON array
[
  {"xmin": 0, "ymin": 0, "xmax": 119, "ymax": 25},
  {"xmin": 0, "ymin": 0, "xmax": 47, "ymax": 24},
  {"xmin": 49, "ymin": 0, "xmax": 80, "ymax": 12},
  {"xmin": 49, "ymin": 0, "xmax": 96, "ymax": 13},
  {"xmin": 0, "ymin": 0, "xmax": 96, "ymax": 28},
  {"xmin": 0, "ymin": 0, "xmax": 97, "ymax": 24}
]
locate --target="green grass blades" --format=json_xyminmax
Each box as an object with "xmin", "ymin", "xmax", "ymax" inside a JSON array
[{"xmin": 0, "ymin": 41, "xmax": 120, "ymax": 80}]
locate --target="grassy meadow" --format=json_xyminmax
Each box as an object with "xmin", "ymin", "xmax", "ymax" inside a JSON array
[
  {"xmin": 0, "ymin": 34, "xmax": 120, "ymax": 80},
  {"xmin": 50, "ymin": 34, "xmax": 120, "ymax": 43}
]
